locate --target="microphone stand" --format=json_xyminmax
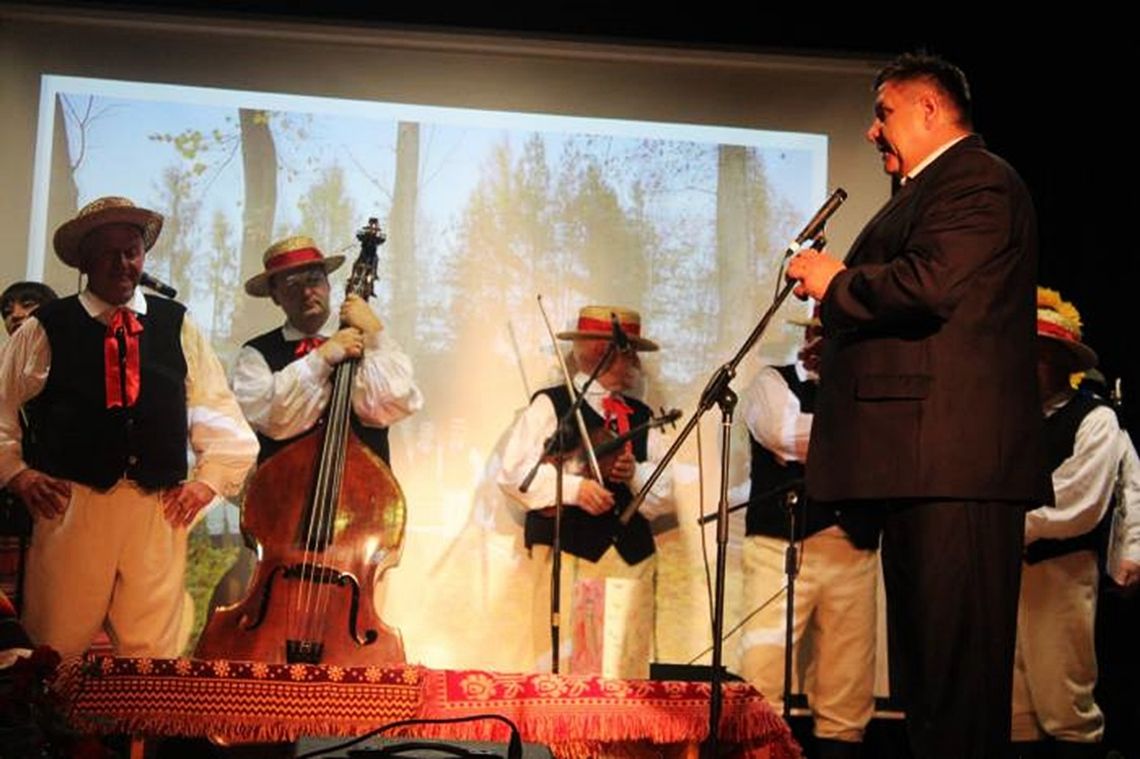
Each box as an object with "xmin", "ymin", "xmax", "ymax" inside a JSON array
[
  {"xmin": 623, "ymin": 189, "xmax": 846, "ymax": 754},
  {"xmin": 700, "ymin": 481, "xmax": 806, "ymax": 722},
  {"xmin": 623, "ymin": 279, "xmax": 797, "ymax": 756},
  {"xmin": 519, "ymin": 339, "xmax": 622, "ymax": 673},
  {"xmin": 695, "ymin": 480, "xmax": 804, "ymax": 525},
  {"xmin": 781, "ymin": 491, "xmax": 800, "ymax": 722}
]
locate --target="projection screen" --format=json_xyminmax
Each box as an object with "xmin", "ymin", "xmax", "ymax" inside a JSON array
[{"xmin": 1, "ymin": 5, "xmax": 889, "ymax": 675}]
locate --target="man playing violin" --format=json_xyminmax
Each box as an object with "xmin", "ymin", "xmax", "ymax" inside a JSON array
[
  {"xmin": 232, "ymin": 236, "xmax": 423, "ymax": 467},
  {"xmin": 498, "ymin": 305, "xmax": 674, "ymax": 679},
  {"xmin": 0, "ymin": 196, "xmax": 258, "ymax": 658}
]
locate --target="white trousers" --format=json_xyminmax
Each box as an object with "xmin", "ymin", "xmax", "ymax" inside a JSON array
[
  {"xmin": 740, "ymin": 528, "xmax": 878, "ymax": 742},
  {"xmin": 528, "ymin": 545, "xmax": 655, "ymax": 679},
  {"xmin": 1011, "ymin": 549, "xmax": 1104, "ymax": 743},
  {"xmin": 22, "ymin": 480, "xmax": 191, "ymax": 659}
]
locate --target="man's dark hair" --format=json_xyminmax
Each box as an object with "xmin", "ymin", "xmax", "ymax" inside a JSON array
[
  {"xmin": 1, "ymin": 281, "xmax": 58, "ymax": 317},
  {"xmin": 875, "ymin": 52, "xmax": 973, "ymax": 129}
]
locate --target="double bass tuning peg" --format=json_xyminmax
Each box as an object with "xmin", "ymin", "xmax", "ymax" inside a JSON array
[{"xmin": 356, "ymin": 217, "xmax": 387, "ymax": 245}]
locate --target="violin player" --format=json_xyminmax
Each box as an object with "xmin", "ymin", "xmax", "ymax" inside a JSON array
[
  {"xmin": 0, "ymin": 196, "xmax": 258, "ymax": 658},
  {"xmin": 232, "ymin": 235, "xmax": 423, "ymax": 468},
  {"xmin": 498, "ymin": 305, "xmax": 674, "ymax": 679}
]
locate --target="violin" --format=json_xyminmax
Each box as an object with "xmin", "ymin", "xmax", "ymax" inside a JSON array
[{"xmin": 538, "ymin": 408, "xmax": 681, "ymax": 515}]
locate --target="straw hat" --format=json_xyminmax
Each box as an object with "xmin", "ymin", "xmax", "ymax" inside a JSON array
[
  {"xmin": 52, "ymin": 196, "xmax": 163, "ymax": 268},
  {"xmin": 244, "ymin": 236, "xmax": 345, "ymax": 297},
  {"xmin": 1036, "ymin": 287, "xmax": 1098, "ymax": 371},
  {"xmin": 556, "ymin": 305, "xmax": 659, "ymax": 352}
]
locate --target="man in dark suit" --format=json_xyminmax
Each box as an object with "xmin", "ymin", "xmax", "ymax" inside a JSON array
[{"xmin": 787, "ymin": 53, "xmax": 1049, "ymax": 759}]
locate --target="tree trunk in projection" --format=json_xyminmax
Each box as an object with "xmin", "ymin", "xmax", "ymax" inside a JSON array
[
  {"xmin": 388, "ymin": 121, "xmax": 419, "ymax": 346},
  {"xmin": 45, "ymin": 95, "xmax": 79, "ymax": 287},
  {"xmin": 715, "ymin": 144, "xmax": 750, "ymax": 354},
  {"xmin": 238, "ymin": 109, "xmax": 277, "ymax": 296}
]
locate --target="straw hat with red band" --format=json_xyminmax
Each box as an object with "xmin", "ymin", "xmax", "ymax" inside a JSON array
[
  {"xmin": 1037, "ymin": 287, "xmax": 1098, "ymax": 371},
  {"xmin": 244, "ymin": 236, "xmax": 345, "ymax": 297},
  {"xmin": 53, "ymin": 196, "xmax": 163, "ymax": 269},
  {"xmin": 556, "ymin": 305, "xmax": 659, "ymax": 352}
]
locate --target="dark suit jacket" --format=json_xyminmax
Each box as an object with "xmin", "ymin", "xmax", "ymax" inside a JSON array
[{"xmin": 807, "ymin": 135, "xmax": 1051, "ymax": 503}]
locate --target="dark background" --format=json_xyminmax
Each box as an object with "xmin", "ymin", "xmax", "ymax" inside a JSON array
[{"xmin": 18, "ymin": 3, "xmax": 1127, "ymax": 426}]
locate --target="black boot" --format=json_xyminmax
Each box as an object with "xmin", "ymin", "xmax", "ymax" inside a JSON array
[{"xmin": 814, "ymin": 738, "xmax": 861, "ymax": 759}]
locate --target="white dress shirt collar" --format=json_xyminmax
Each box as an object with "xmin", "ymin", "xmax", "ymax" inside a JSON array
[
  {"xmin": 904, "ymin": 134, "xmax": 970, "ymax": 184},
  {"xmin": 78, "ymin": 287, "xmax": 148, "ymax": 323},
  {"xmin": 281, "ymin": 321, "xmax": 331, "ymax": 341},
  {"xmin": 574, "ymin": 371, "xmax": 615, "ymax": 398}
]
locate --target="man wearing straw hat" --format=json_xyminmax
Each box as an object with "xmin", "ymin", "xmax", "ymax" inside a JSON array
[
  {"xmin": 0, "ymin": 196, "xmax": 258, "ymax": 658},
  {"xmin": 498, "ymin": 305, "xmax": 673, "ymax": 679},
  {"xmin": 232, "ymin": 235, "xmax": 422, "ymax": 468},
  {"xmin": 1010, "ymin": 288, "xmax": 1115, "ymax": 758},
  {"xmin": 739, "ymin": 316, "xmax": 880, "ymax": 759}
]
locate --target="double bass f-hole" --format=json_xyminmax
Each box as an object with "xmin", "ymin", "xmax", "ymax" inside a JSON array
[{"xmin": 238, "ymin": 563, "xmax": 377, "ymax": 647}]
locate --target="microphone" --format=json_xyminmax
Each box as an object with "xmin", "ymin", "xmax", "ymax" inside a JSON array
[
  {"xmin": 610, "ymin": 313, "xmax": 631, "ymax": 353},
  {"xmin": 139, "ymin": 272, "xmax": 177, "ymax": 298},
  {"xmin": 783, "ymin": 188, "xmax": 847, "ymax": 257}
]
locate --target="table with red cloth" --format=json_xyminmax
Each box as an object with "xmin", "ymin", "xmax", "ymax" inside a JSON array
[{"xmin": 58, "ymin": 657, "xmax": 800, "ymax": 758}]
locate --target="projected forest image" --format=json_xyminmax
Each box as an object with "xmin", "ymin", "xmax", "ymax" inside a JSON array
[{"xmin": 36, "ymin": 77, "xmax": 827, "ymax": 669}]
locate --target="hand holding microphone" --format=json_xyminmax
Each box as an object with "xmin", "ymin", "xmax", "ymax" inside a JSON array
[
  {"xmin": 784, "ymin": 189, "xmax": 848, "ymax": 301},
  {"xmin": 786, "ymin": 249, "xmax": 846, "ymax": 301}
]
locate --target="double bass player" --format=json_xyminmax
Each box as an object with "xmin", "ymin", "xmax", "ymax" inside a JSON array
[
  {"xmin": 196, "ymin": 231, "xmax": 422, "ymax": 665},
  {"xmin": 232, "ymin": 235, "xmax": 422, "ymax": 468}
]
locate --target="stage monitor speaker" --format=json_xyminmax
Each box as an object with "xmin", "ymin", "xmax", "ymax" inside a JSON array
[{"xmin": 293, "ymin": 737, "xmax": 554, "ymax": 759}]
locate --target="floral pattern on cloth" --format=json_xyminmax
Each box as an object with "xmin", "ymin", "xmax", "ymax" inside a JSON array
[{"xmin": 55, "ymin": 657, "xmax": 801, "ymax": 758}]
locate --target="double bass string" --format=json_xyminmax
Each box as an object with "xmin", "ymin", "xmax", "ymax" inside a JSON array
[
  {"xmin": 312, "ymin": 361, "xmax": 357, "ymax": 642},
  {"xmin": 298, "ymin": 259, "xmax": 369, "ymax": 651}
]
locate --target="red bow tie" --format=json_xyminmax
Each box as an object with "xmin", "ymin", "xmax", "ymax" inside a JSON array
[
  {"xmin": 606, "ymin": 389, "xmax": 633, "ymax": 430},
  {"xmin": 601, "ymin": 394, "xmax": 633, "ymax": 455},
  {"xmin": 104, "ymin": 308, "xmax": 143, "ymax": 409},
  {"xmin": 293, "ymin": 336, "xmax": 327, "ymax": 358}
]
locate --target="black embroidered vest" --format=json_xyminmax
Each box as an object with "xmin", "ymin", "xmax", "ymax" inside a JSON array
[
  {"xmin": 27, "ymin": 294, "xmax": 188, "ymax": 490},
  {"xmin": 746, "ymin": 365, "xmax": 879, "ymax": 550},
  {"xmin": 523, "ymin": 385, "xmax": 656, "ymax": 565},
  {"xmin": 1026, "ymin": 391, "xmax": 1113, "ymax": 564}
]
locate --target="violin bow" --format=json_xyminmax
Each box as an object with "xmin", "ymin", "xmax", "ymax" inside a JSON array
[{"xmin": 536, "ymin": 294, "xmax": 604, "ymax": 482}]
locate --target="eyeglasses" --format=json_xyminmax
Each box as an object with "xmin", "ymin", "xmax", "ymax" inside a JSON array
[{"xmin": 276, "ymin": 268, "xmax": 328, "ymax": 292}]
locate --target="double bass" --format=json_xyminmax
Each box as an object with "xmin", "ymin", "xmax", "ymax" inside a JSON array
[{"xmin": 196, "ymin": 219, "xmax": 405, "ymax": 665}]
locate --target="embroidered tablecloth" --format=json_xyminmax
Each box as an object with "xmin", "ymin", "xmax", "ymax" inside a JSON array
[{"xmin": 59, "ymin": 657, "xmax": 800, "ymax": 758}]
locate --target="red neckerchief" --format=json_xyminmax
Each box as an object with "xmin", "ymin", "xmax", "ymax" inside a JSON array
[
  {"xmin": 104, "ymin": 307, "xmax": 143, "ymax": 409},
  {"xmin": 602, "ymin": 393, "xmax": 633, "ymax": 454},
  {"xmin": 293, "ymin": 336, "xmax": 327, "ymax": 358}
]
